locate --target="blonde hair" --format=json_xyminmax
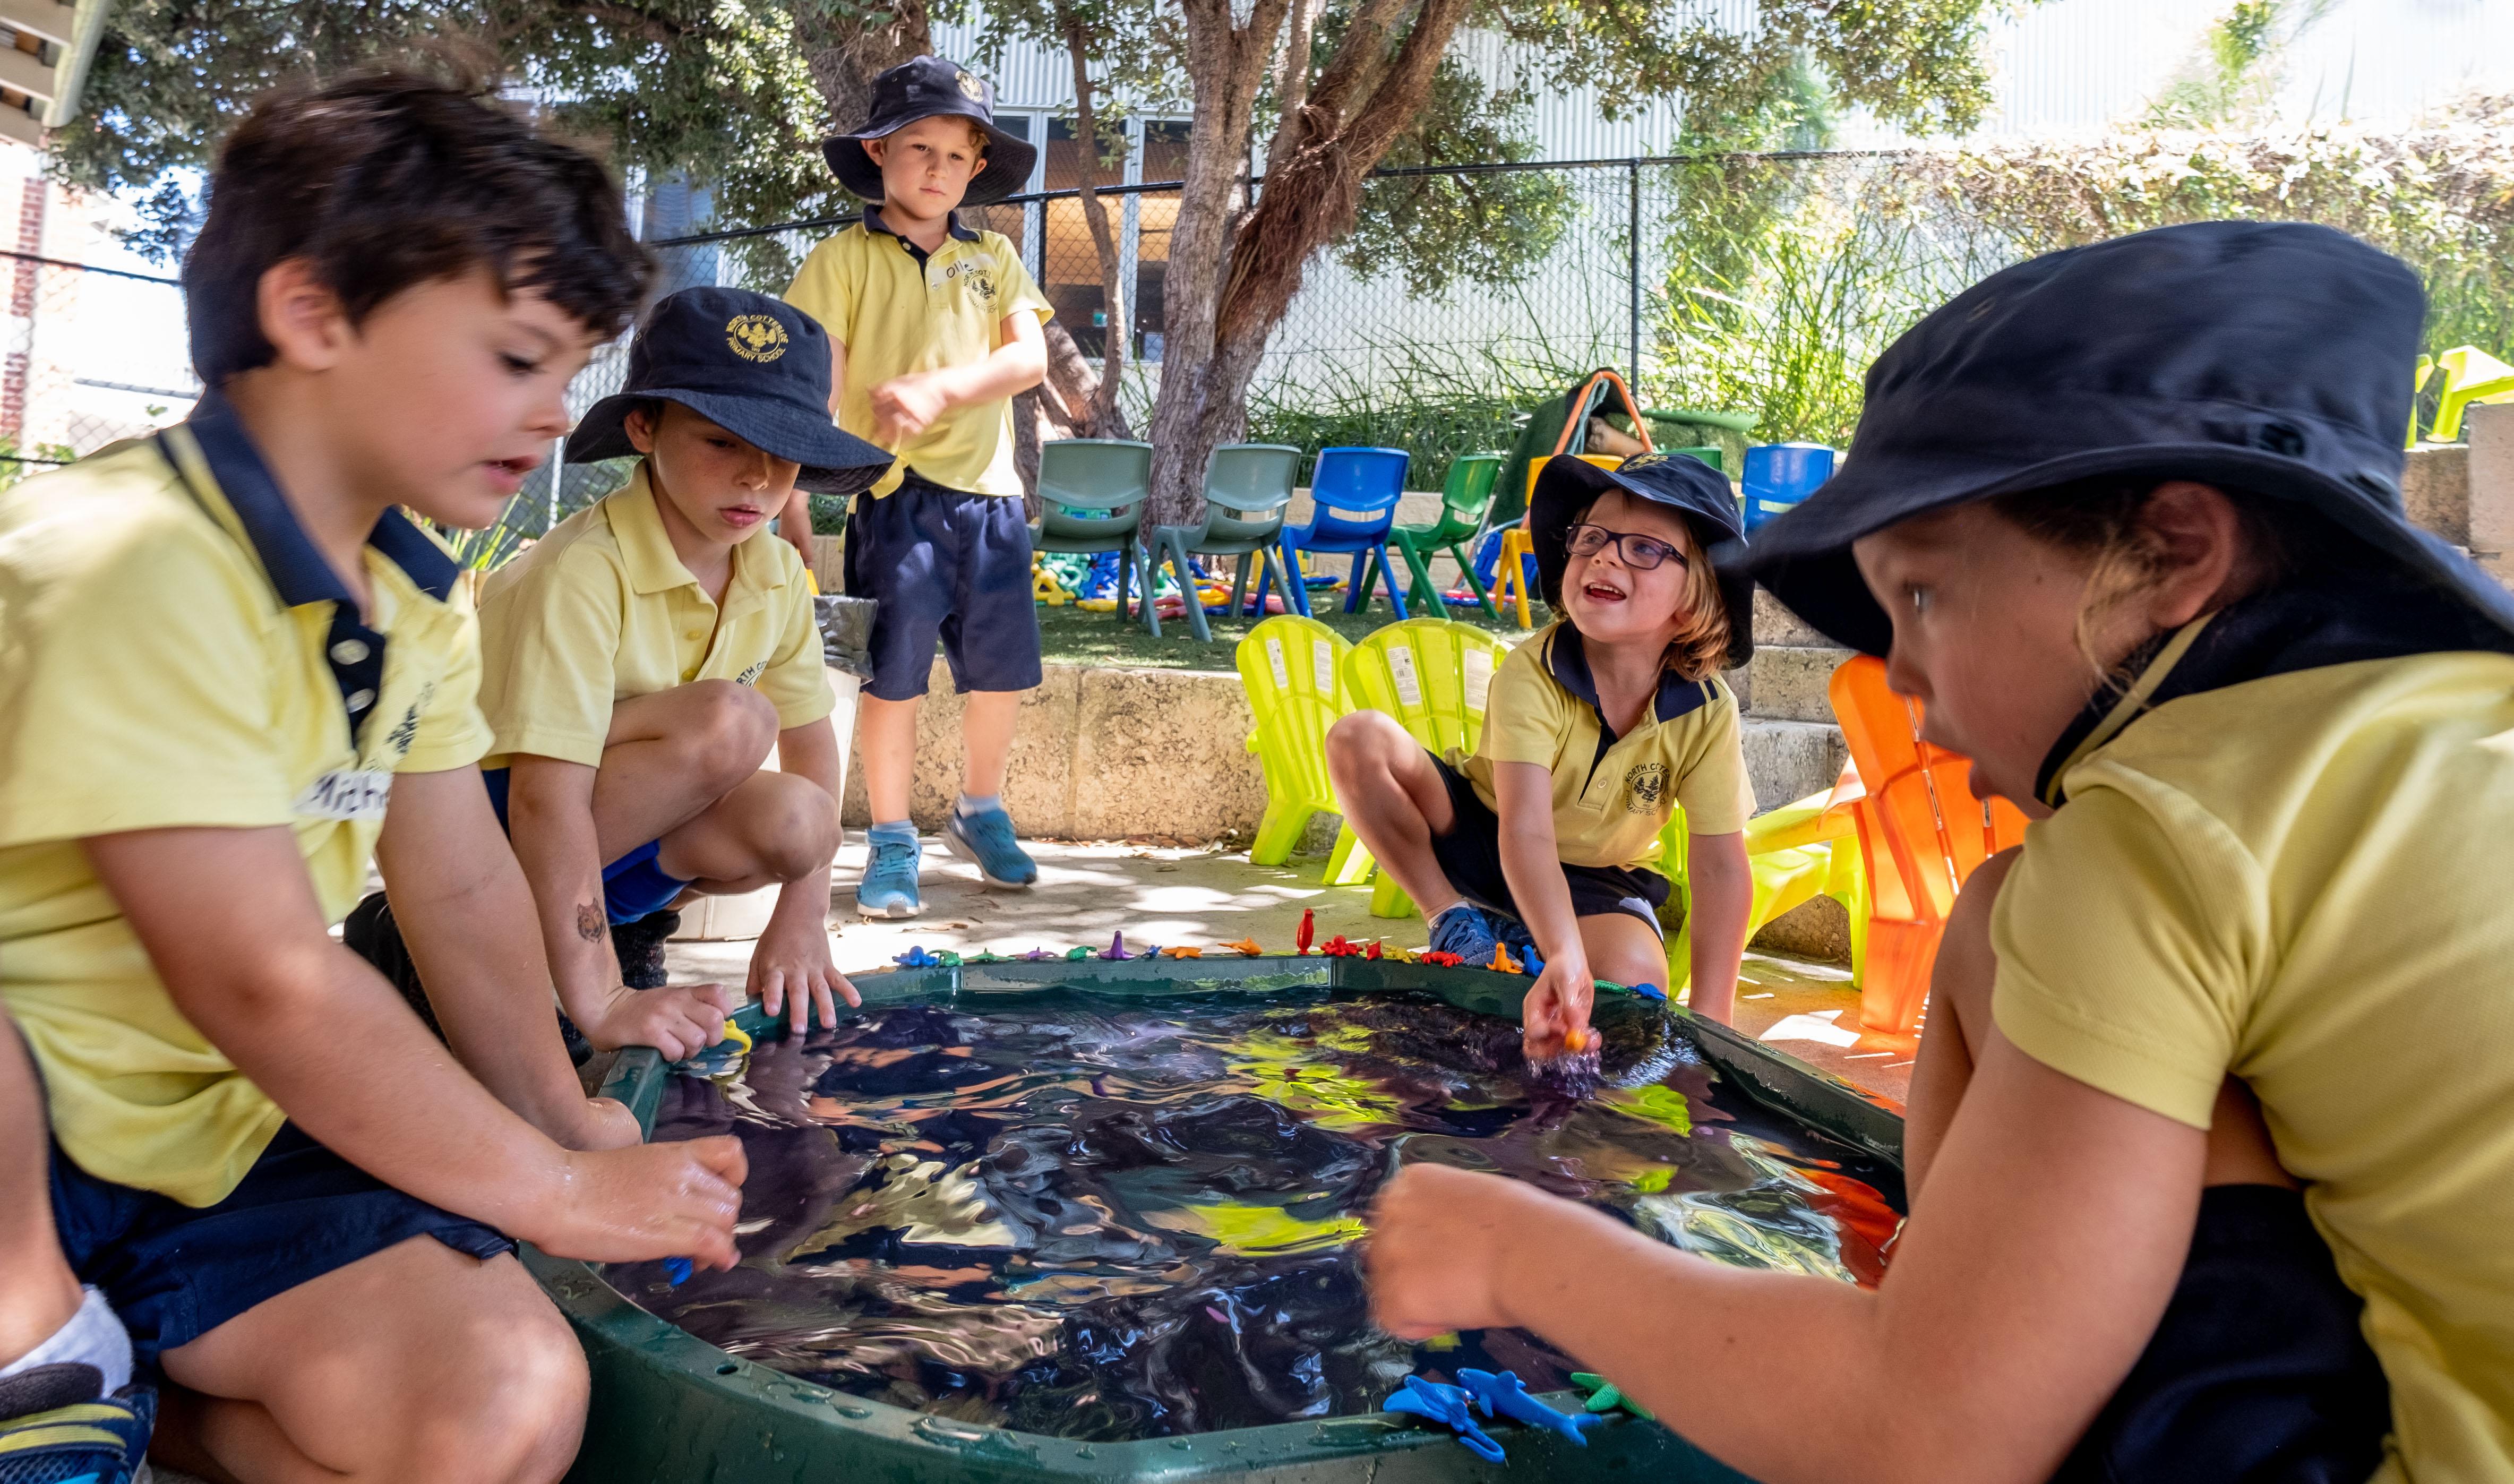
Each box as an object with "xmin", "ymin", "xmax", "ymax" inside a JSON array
[{"xmin": 1572, "ymin": 494, "xmax": 1731, "ymax": 680}]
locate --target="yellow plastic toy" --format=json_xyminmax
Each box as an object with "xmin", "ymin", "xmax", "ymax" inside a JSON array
[
  {"xmin": 1033, "ymin": 559, "xmax": 1075, "ymax": 606},
  {"xmin": 1076, "ymin": 596, "xmax": 1119, "ymax": 613},
  {"xmin": 1221, "ymin": 937, "xmax": 1265, "ymax": 956},
  {"xmin": 1334, "ymin": 619, "xmax": 1511, "ymax": 917},
  {"xmin": 718, "ymin": 1024, "xmax": 753, "ymax": 1054},
  {"xmin": 1234, "ymin": 615, "xmax": 1359, "ymax": 868}
]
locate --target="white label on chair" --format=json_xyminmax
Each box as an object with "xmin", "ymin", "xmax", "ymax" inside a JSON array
[
  {"xmin": 1388, "ymin": 646, "xmax": 1423, "ymax": 707},
  {"xmin": 1314, "ymin": 640, "xmax": 1337, "ymax": 694},
  {"xmin": 1463, "ymin": 647, "xmax": 1494, "ymax": 713},
  {"xmin": 1265, "ymin": 637, "xmax": 1290, "ymax": 691}
]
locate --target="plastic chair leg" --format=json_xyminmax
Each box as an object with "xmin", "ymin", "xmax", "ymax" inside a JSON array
[
  {"xmin": 1324, "ymin": 822, "xmax": 1377, "ymax": 885},
  {"xmin": 1856, "ymin": 920, "xmax": 1942, "ymax": 1036},
  {"xmin": 1231, "ymin": 554, "xmax": 1252, "ymax": 618},
  {"xmin": 1496, "ymin": 529, "xmax": 1533, "ymax": 629},
  {"xmin": 1444, "ymin": 541, "xmax": 1498, "ymax": 618},
  {"xmin": 1377, "ymin": 546, "xmax": 1410, "ymax": 620},
  {"xmin": 1369, "ymin": 871, "xmax": 1414, "ymax": 919},
  {"xmin": 1164, "ymin": 535, "xmax": 1211, "ymax": 642},
  {"xmin": 1139, "ymin": 542, "xmax": 1163, "ymax": 638},
  {"xmin": 1251, "ymin": 800, "xmax": 1314, "ymax": 867}
]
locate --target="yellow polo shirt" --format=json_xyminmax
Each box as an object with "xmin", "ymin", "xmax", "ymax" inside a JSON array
[
  {"xmin": 0, "ymin": 404, "xmax": 491, "ymax": 1206},
  {"xmin": 1991, "ymin": 627, "xmax": 2514, "ymax": 1482},
  {"xmin": 1455, "ymin": 622, "xmax": 1754, "ymax": 868},
  {"xmin": 783, "ymin": 207, "xmax": 1053, "ymax": 499},
  {"xmin": 476, "ymin": 461, "xmax": 833, "ymax": 769}
]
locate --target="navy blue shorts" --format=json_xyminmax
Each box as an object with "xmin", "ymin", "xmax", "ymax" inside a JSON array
[
  {"xmin": 843, "ymin": 475, "xmax": 1043, "ymax": 701},
  {"xmin": 482, "ymin": 766, "xmax": 687, "ymax": 924},
  {"xmin": 50, "ymin": 1124, "xmax": 513, "ymax": 1369},
  {"xmin": 1427, "ymin": 754, "xmax": 1670, "ymax": 935}
]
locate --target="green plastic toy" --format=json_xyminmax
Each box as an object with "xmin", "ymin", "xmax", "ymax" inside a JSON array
[{"xmin": 1571, "ymin": 1372, "xmax": 1654, "ymax": 1420}]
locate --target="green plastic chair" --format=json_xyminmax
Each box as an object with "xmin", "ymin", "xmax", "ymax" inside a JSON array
[
  {"xmin": 1654, "ymin": 787, "xmax": 1869, "ymax": 994},
  {"xmin": 1331, "ymin": 619, "xmax": 1511, "ymax": 917},
  {"xmin": 2431, "ymin": 345, "xmax": 2514, "ymax": 443},
  {"xmin": 1358, "ymin": 452, "xmax": 1505, "ymax": 618},
  {"xmin": 1237, "ymin": 614, "xmax": 1358, "ymax": 867},
  {"xmin": 1148, "ymin": 444, "xmax": 1304, "ymax": 643},
  {"xmin": 1033, "ymin": 438, "xmax": 1160, "ymax": 630}
]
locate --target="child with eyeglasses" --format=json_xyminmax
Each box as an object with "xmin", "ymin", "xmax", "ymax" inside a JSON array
[{"xmin": 1326, "ymin": 452, "xmax": 1757, "ymax": 1043}]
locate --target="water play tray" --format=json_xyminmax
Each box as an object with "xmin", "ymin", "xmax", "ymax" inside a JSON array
[{"xmin": 526, "ymin": 957, "xmax": 1904, "ymax": 1483}]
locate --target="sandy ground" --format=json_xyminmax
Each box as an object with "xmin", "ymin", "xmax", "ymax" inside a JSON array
[{"xmin": 666, "ymin": 835, "xmax": 1917, "ymax": 1105}]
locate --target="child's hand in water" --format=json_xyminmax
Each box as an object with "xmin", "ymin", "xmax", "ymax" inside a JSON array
[
  {"xmin": 1521, "ymin": 956, "xmax": 1595, "ymax": 1061},
  {"xmin": 579, "ymin": 980, "xmax": 742, "ymax": 1062},
  {"xmin": 525, "ymin": 1135, "xmax": 750, "ymax": 1270},
  {"xmin": 1368, "ymin": 1163, "xmax": 1567, "ymax": 1339}
]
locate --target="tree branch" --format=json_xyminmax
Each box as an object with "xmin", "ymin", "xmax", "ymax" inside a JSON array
[{"xmin": 1061, "ymin": 4, "xmax": 1129, "ymax": 432}]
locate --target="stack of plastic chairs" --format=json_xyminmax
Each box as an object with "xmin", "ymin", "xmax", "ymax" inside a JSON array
[
  {"xmin": 1327, "ymin": 619, "xmax": 1511, "ymax": 916},
  {"xmin": 1655, "ymin": 786, "xmax": 1867, "ymax": 993},
  {"xmin": 1827, "ymin": 656, "xmax": 2029, "ymax": 1039},
  {"xmin": 1492, "ymin": 369, "xmax": 1653, "ymax": 629},
  {"xmin": 1236, "ymin": 615, "xmax": 1366, "ymax": 877}
]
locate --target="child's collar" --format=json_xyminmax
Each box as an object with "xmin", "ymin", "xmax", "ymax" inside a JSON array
[
  {"xmin": 863, "ymin": 203, "xmax": 981, "ymax": 246},
  {"xmin": 1545, "ymin": 622, "xmax": 1711, "ymax": 735}
]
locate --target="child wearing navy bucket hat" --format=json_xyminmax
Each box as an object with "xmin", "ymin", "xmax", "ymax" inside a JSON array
[
  {"xmin": 1328, "ymin": 449, "xmax": 1760, "ymax": 1040},
  {"xmin": 1369, "ymin": 220, "xmax": 2514, "ymax": 1480},
  {"xmin": 783, "ymin": 55, "xmax": 1054, "ymax": 920},
  {"xmin": 389, "ymin": 287, "xmax": 896, "ymax": 1056}
]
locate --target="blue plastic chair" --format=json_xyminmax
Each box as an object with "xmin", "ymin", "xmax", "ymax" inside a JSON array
[{"xmin": 1260, "ymin": 446, "xmax": 1412, "ymax": 620}]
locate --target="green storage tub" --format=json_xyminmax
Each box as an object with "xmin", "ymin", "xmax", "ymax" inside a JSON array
[{"xmin": 529, "ymin": 957, "xmax": 1902, "ymax": 1483}]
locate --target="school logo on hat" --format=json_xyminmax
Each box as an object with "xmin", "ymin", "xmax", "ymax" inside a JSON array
[
  {"xmin": 955, "ymin": 68, "xmax": 984, "ymax": 100},
  {"xmin": 726, "ymin": 314, "xmax": 790, "ymax": 364}
]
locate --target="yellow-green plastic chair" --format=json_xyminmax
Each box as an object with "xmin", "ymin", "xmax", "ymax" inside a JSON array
[
  {"xmin": 2431, "ymin": 346, "xmax": 2514, "ymax": 443},
  {"xmin": 1655, "ymin": 787, "xmax": 1868, "ymax": 993},
  {"xmin": 1332, "ymin": 619, "xmax": 1511, "ymax": 916},
  {"xmin": 1237, "ymin": 615, "xmax": 1357, "ymax": 868}
]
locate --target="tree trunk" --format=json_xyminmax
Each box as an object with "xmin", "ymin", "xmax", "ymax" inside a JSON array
[
  {"xmin": 796, "ymin": 0, "xmax": 933, "ymax": 133},
  {"xmin": 1061, "ymin": 12, "xmax": 1131, "ymax": 436}
]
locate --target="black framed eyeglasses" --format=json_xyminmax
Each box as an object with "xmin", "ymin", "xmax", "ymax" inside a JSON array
[{"xmin": 1566, "ymin": 522, "xmax": 1688, "ymax": 571}]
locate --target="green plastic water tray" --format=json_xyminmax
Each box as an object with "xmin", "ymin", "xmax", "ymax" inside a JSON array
[{"xmin": 528, "ymin": 956, "xmax": 1903, "ymax": 1483}]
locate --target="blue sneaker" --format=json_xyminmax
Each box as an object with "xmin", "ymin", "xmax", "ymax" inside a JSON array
[
  {"xmin": 1427, "ymin": 903, "xmax": 1500, "ymax": 962},
  {"xmin": 945, "ymin": 807, "xmax": 1039, "ymax": 889},
  {"xmin": 0, "ymin": 1376, "xmax": 156, "ymax": 1484},
  {"xmin": 1489, "ymin": 912, "xmax": 1537, "ymax": 956},
  {"xmin": 857, "ymin": 835, "xmax": 923, "ymax": 918}
]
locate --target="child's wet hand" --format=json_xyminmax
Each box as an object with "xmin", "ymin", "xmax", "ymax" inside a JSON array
[
  {"xmin": 535, "ymin": 1135, "xmax": 749, "ymax": 1268},
  {"xmin": 1367, "ymin": 1164, "xmax": 1550, "ymax": 1339},
  {"xmin": 869, "ymin": 374, "xmax": 950, "ymax": 444},
  {"xmin": 583, "ymin": 981, "xmax": 739, "ymax": 1061},
  {"xmin": 750, "ymin": 925, "xmax": 860, "ymax": 1034},
  {"xmin": 563, "ymin": 1095, "xmax": 644, "ymax": 1152},
  {"xmin": 1521, "ymin": 959, "xmax": 1595, "ymax": 1060}
]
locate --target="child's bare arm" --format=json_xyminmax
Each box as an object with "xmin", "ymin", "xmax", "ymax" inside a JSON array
[
  {"xmin": 1681, "ymin": 830, "xmax": 1752, "ymax": 1024},
  {"xmin": 81, "ymin": 825, "xmax": 748, "ymax": 1268},
  {"xmin": 1370, "ymin": 1031, "xmax": 2209, "ymax": 1483},
  {"xmin": 748, "ymin": 718, "xmax": 859, "ymax": 1032},
  {"xmin": 505, "ymin": 754, "xmax": 734, "ymax": 1060},
  {"xmin": 372, "ymin": 767, "xmax": 639, "ymax": 1151},
  {"xmin": 1491, "ymin": 761, "xmax": 1593, "ymax": 1054},
  {"xmin": 868, "ymin": 313, "xmax": 1046, "ymax": 445}
]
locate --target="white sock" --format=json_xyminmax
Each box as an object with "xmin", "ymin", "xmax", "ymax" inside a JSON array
[
  {"xmin": 1, "ymin": 1285, "xmax": 132, "ymax": 1396},
  {"xmin": 956, "ymin": 793, "xmax": 1003, "ymax": 818}
]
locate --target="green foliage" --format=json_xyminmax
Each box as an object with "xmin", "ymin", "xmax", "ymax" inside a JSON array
[
  {"xmin": 2142, "ymin": 0, "xmax": 2334, "ymax": 130},
  {"xmin": 1335, "ymin": 59, "xmax": 1576, "ymax": 296},
  {"xmin": 0, "ymin": 439, "xmax": 79, "ymax": 493}
]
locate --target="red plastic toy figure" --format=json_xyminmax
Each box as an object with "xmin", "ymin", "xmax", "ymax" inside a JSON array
[{"xmin": 1296, "ymin": 908, "xmax": 1316, "ymax": 955}]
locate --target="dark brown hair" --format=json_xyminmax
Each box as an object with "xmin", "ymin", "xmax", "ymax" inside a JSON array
[{"xmin": 185, "ymin": 70, "xmax": 651, "ymax": 385}]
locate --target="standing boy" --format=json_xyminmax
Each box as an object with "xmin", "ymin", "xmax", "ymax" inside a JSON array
[
  {"xmin": 784, "ymin": 55, "xmax": 1053, "ymax": 918},
  {"xmin": 472, "ymin": 287, "xmax": 893, "ymax": 1045},
  {"xmin": 0, "ymin": 74, "xmax": 744, "ymax": 1482}
]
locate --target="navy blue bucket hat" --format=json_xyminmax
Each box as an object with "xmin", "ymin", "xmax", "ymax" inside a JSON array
[
  {"xmin": 1743, "ymin": 220, "xmax": 2514, "ymax": 656},
  {"xmin": 1532, "ymin": 451, "xmax": 1755, "ymax": 670},
  {"xmin": 822, "ymin": 56, "xmax": 1036, "ymax": 208},
  {"xmin": 567, "ymin": 287, "xmax": 893, "ymax": 497}
]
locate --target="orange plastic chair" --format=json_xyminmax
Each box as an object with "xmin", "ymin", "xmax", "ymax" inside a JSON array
[
  {"xmin": 1492, "ymin": 370, "xmax": 1651, "ymax": 628},
  {"xmin": 1827, "ymin": 656, "xmax": 2030, "ymax": 1038}
]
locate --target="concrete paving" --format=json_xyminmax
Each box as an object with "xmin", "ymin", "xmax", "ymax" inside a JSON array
[{"xmin": 663, "ymin": 836, "xmax": 1914, "ymax": 1105}]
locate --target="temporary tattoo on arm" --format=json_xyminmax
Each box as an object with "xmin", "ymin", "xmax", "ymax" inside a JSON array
[{"xmin": 575, "ymin": 903, "xmax": 605, "ymax": 943}]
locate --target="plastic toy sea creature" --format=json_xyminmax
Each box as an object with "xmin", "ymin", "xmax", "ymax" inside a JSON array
[
  {"xmin": 1570, "ymin": 1373, "xmax": 1653, "ymax": 1421},
  {"xmin": 1382, "ymin": 1376, "xmax": 1506, "ymax": 1464},
  {"xmin": 1020, "ymin": 948, "xmax": 1058, "ymax": 962},
  {"xmin": 717, "ymin": 1024, "xmax": 753, "ymax": 1054},
  {"xmin": 1630, "ymin": 981, "xmax": 1668, "ymax": 1002},
  {"xmin": 1364, "ymin": 939, "xmax": 1384, "ymax": 960},
  {"xmin": 663, "ymin": 1257, "xmax": 692, "ymax": 1287},
  {"xmin": 1520, "ymin": 945, "xmax": 1545, "ymax": 978},
  {"xmin": 1457, "ymin": 1369, "xmax": 1601, "ymax": 1446},
  {"xmin": 893, "ymin": 945, "xmax": 943, "ymax": 968},
  {"xmin": 1561, "ymin": 1027, "xmax": 1591, "ymax": 1054},
  {"xmin": 1419, "ymin": 950, "xmax": 1464, "ymax": 967},
  {"xmin": 1594, "ymin": 978, "xmax": 1623, "ymax": 994},
  {"xmin": 936, "ymin": 949, "xmax": 964, "ymax": 966},
  {"xmin": 1101, "ymin": 933, "xmax": 1131, "ymax": 960},
  {"xmin": 1065, "ymin": 946, "xmax": 1095, "ymax": 960},
  {"xmin": 1221, "ymin": 937, "xmax": 1265, "ymax": 957},
  {"xmin": 1296, "ymin": 909, "xmax": 1316, "ymax": 955},
  {"xmin": 1383, "ymin": 945, "xmax": 1414, "ymax": 963},
  {"xmin": 1161, "ymin": 946, "xmax": 1204, "ymax": 959},
  {"xmin": 1319, "ymin": 934, "xmax": 1362, "ymax": 957},
  {"xmin": 1487, "ymin": 943, "xmax": 1523, "ymax": 975},
  {"xmin": 968, "ymin": 950, "xmax": 1005, "ymax": 964}
]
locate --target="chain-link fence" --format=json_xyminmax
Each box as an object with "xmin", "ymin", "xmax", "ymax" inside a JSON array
[{"xmin": 0, "ymin": 248, "xmax": 200, "ymax": 487}]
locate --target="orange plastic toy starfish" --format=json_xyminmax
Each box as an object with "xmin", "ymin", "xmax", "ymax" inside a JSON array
[
  {"xmin": 1222, "ymin": 937, "xmax": 1265, "ymax": 956},
  {"xmin": 1162, "ymin": 945, "xmax": 1205, "ymax": 959}
]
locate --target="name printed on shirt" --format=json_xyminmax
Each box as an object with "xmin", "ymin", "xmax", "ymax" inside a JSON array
[{"xmin": 292, "ymin": 768, "xmax": 393, "ymax": 820}]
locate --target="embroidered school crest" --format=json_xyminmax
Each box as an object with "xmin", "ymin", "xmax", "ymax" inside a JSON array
[
  {"xmin": 1625, "ymin": 761, "xmax": 1667, "ymax": 812},
  {"xmin": 955, "ymin": 68, "xmax": 985, "ymax": 101},
  {"xmin": 726, "ymin": 314, "xmax": 790, "ymax": 363}
]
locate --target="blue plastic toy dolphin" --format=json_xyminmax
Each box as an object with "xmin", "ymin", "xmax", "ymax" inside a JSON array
[
  {"xmin": 663, "ymin": 1257, "xmax": 692, "ymax": 1286},
  {"xmin": 893, "ymin": 945, "xmax": 943, "ymax": 968},
  {"xmin": 1382, "ymin": 1375, "xmax": 1506, "ymax": 1462},
  {"xmin": 1457, "ymin": 1369, "xmax": 1602, "ymax": 1446}
]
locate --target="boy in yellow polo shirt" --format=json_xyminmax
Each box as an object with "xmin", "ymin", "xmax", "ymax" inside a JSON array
[
  {"xmin": 1327, "ymin": 453, "xmax": 1757, "ymax": 1036},
  {"xmin": 461, "ymin": 287, "xmax": 892, "ymax": 1048},
  {"xmin": 0, "ymin": 74, "xmax": 745, "ymax": 1480},
  {"xmin": 784, "ymin": 55, "xmax": 1052, "ymax": 919}
]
